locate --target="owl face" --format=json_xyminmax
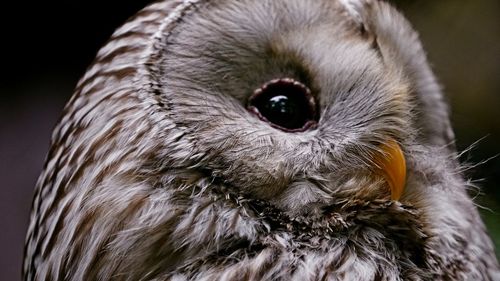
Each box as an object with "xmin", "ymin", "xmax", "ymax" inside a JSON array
[{"xmin": 158, "ymin": 0, "xmax": 411, "ymax": 213}]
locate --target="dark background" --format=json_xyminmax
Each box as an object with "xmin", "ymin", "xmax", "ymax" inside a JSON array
[{"xmin": 1, "ymin": 0, "xmax": 499, "ymax": 280}]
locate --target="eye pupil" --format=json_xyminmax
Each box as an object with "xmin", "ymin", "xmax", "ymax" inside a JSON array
[
  {"xmin": 248, "ymin": 79, "xmax": 317, "ymax": 132},
  {"xmin": 264, "ymin": 95, "xmax": 299, "ymax": 127}
]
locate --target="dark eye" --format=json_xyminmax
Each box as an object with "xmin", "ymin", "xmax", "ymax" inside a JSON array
[{"xmin": 247, "ymin": 78, "xmax": 318, "ymax": 132}]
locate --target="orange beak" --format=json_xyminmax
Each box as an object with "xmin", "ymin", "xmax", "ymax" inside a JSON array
[{"xmin": 373, "ymin": 139, "xmax": 406, "ymax": 201}]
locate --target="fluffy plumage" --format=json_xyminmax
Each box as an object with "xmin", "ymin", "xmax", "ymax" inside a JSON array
[{"xmin": 24, "ymin": 0, "xmax": 499, "ymax": 280}]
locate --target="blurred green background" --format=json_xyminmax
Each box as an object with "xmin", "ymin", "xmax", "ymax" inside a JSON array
[{"xmin": 0, "ymin": 0, "xmax": 498, "ymax": 280}]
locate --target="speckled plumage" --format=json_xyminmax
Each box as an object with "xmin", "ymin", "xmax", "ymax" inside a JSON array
[{"xmin": 23, "ymin": 0, "xmax": 499, "ymax": 280}]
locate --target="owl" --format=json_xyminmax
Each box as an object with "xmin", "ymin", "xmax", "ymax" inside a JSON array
[{"xmin": 23, "ymin": 0, "xmax": 500, "ymax": 280}]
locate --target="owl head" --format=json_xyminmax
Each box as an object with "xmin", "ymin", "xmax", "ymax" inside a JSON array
[
  {"xmin": 24, "ymin": 0, "xmax": 499, "ymax": 280},
  {"xmin": 150, "ymin": 0, "xmax": 456, "ymax": 214}
]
